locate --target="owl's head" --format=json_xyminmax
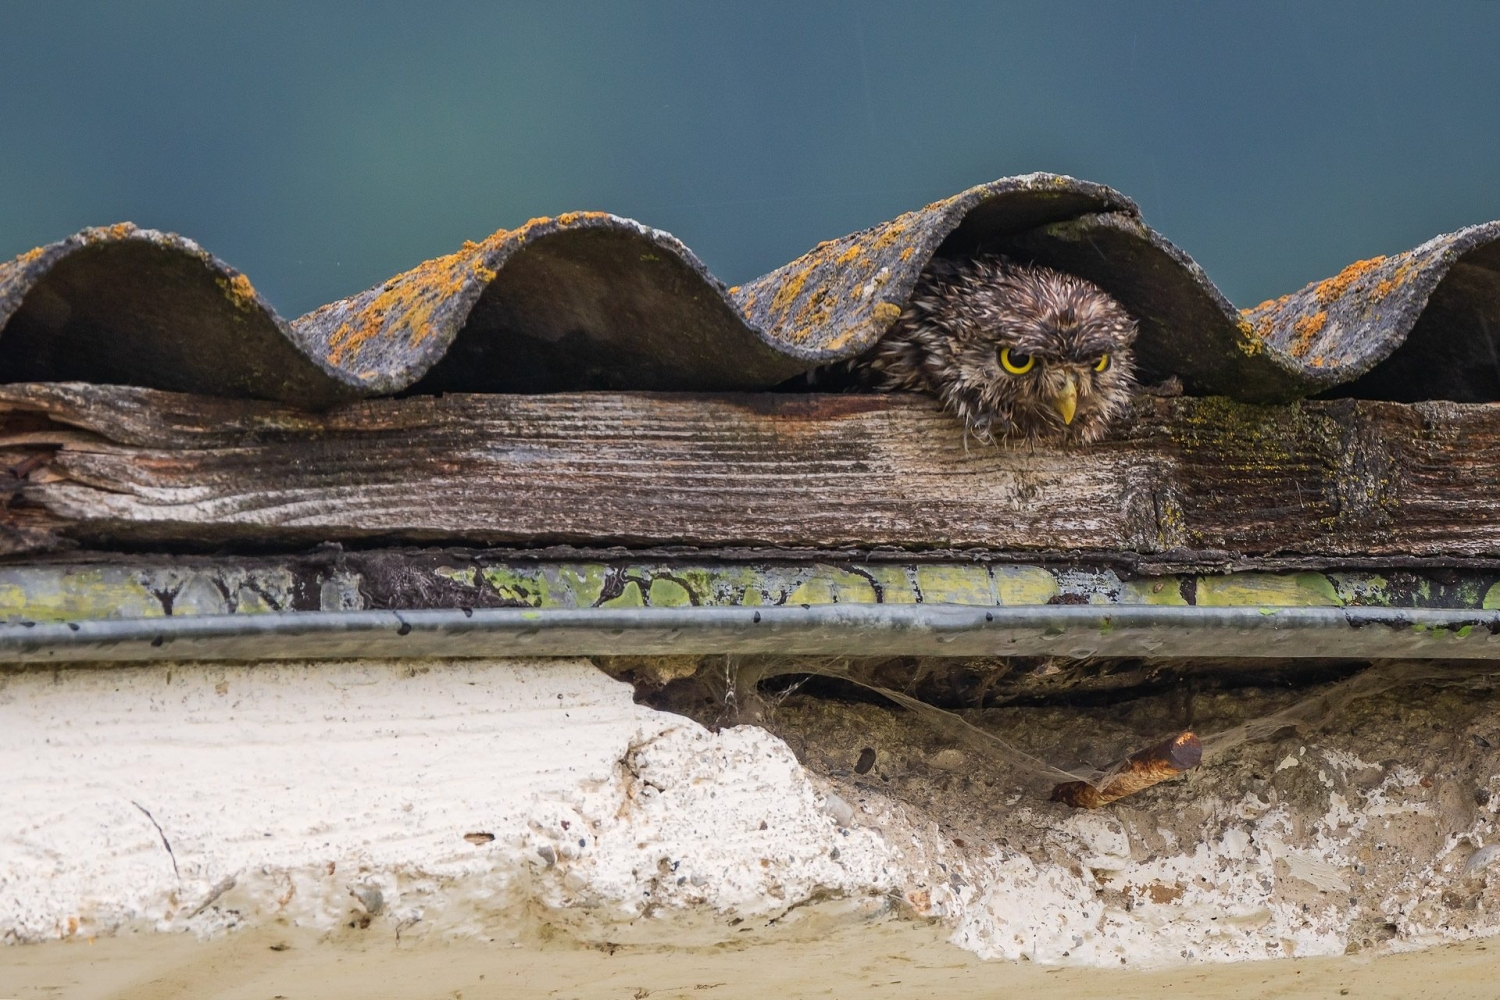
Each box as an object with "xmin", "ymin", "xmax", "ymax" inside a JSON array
[{"xmin": 906, "ymin": 257, "xmax": 1139, "ymax": 445}]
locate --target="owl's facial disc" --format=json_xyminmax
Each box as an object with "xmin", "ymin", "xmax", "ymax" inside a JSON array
[{"xmin": 1052, "ymin": 374, "xmax": 1079, "ymax": 425}]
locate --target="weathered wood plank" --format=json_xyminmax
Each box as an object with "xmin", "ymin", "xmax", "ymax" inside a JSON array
[{"xmin": 3, "ymin": 382, "xmax": 1499, "ymax": 558}]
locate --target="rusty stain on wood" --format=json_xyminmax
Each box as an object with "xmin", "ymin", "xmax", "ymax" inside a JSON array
[{"xmin": 2, "ymin": 382, "xmax": 1499, "ymax": 559}]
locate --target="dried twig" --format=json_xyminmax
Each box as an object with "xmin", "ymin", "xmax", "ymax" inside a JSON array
[{"xmin": 1051, "ymin": 731, "xmax": 1202, "ymax": 808}]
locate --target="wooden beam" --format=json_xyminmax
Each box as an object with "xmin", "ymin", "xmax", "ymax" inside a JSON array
[{"xmin": 3, "ymin": 382, "xmax": 1498, "ymax": 559}]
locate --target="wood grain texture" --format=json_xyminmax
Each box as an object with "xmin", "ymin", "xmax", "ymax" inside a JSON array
[{"xmin": 3, "ymin": 382, "xmax": 1499, "ymax": 559}]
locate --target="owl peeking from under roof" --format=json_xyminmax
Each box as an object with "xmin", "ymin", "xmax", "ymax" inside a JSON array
[{"xmin": 850, "ymin": 256, "xmax": 1139, "ymax": 445}]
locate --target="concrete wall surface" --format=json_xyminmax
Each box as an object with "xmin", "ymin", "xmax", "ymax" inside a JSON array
[{"xmin": 4, "ymin": 658, "xmax": 1500, "ymax": 999}]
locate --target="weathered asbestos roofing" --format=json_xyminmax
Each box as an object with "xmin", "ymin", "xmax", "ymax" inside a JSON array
[{"xmin": 3, "ymin": 173, "xmax": 1498, "ymax": 407}]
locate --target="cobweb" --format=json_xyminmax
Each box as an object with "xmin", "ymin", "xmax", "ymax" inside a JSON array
[{"xmin": 701, "ymin": 656, "xmax": 1499, "ymax": 807}]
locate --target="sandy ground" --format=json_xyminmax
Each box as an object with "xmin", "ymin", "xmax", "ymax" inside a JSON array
[{"xmin": 3, "ymin": 919, "xmax": 1497, "ymax": 1000}]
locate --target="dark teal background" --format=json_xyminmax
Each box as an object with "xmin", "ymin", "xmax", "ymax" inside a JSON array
[{"xmin": 3, "ymin": 2, "xmax": 1497, "ymax": 316}]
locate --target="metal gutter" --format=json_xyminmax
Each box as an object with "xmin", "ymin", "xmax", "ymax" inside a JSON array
[{"xmin": 4, "ymin": 604, "xmax": 1499, "ymax": 663}]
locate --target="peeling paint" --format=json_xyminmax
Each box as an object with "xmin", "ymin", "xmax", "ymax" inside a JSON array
[{"xmin": 5, "ymin": 559, "xmax": 1499, "ymax": 624}]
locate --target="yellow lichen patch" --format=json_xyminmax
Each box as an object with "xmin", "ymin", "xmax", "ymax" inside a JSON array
[
  {"xmin": 836, "ymin": 244, "xmax": 866, "ymax": 266},
  {"xmin": 553, "ymin": 211, "xmax": 611, "ymax": 227},
  {"xmin": 1288, "ymin": 311, "xmax": 1327, "ymax": 358},
  {"xmin": 918, "ymin": 194, "xmax": 960, "ymax": 214},
  {"xmin": 1197, "ymin": 573, "xmax": 1342, "ymax": 608},
  {"xmin": 1313, "ymin": 256, "xmax": 1387, "ymax": 305},
  {"xmin": 1119, "ymin": 578, "xmax": 1189, "ymax": 606},
  {"xmin": 1238, "ymin": 298, "xmax": 1287, "ymax": 354},
  {"xmin": 820, "ymin": 328, "xmax": 860, "ymax": 352},
  {"xmin": 510, "ymin": 216, "xmax": 555, "ymax": 244},
  {"xmin": 79, "ymin": 223, "xmax": 137, "ymax": 246},
  {"xmin": 1234, "ymin": 317, "xmax": 1265, "ymax": 357},
  {"xmin": 792, "ymin": 282, "xmax": 840, "ymax": 331},
  {"xmin": 15, "ymin": 246, "xmax": 46, "ymax": 266},
  {"xmin": 768, "ymin": 265, "xmax": 813, "ymax": 318},
  {"xmin": 728, "ymin": 285, "xmax": 741, "ymax": 295},
  {"xmin": 0, "ymin": 568, "xmax": 165, "ymax": 621},
  {"xmin": 991, "ymin": 567, "xmax": 1060, "ymax": 605},
  {"xmin": 872, "ymin": 223, "xmax": 909, "ymax": 250},
  {"xmin": 786, "ymin": 571, "xmax": 880, "ymax": 606},
  {"xmin": 1244, "ymin": 293, "xmax": 1290, "ymax": 319},
  {"xmin": 216, "ymin": 272, "xmax": 259, "ymax": 313},
  {"xmin": 646, "ymin": 577, "xmax": 693, "ymax": 607},
  {"xmin": 1372, "ymin": 259, "xmax": 1416, "ymax": 300},
  {"xmin": 1484, "ymin": 582, "xmax": 1500, "ymax": 611},
  {"xmin": 599, "ymin": 579, "xmax": 646, "ymax": 608},
  {"xmin": 325, "ymin": 237, "xmax": 503, "ymax": 367},
  {"xmin": 872, "ymin": 302, "xmax": 903, "ymax": 325},
  {"xmin": 900, "ymin": 247, "xmax": 915, "ymax": 261},
  {"xmin": 915, "ymin": 565, "xmax": 999, "ymax": 605}
]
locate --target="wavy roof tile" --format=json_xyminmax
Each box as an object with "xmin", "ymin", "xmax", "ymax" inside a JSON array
[{"xmin": 2, "ymin": 173, "xmax": 1497, "ymax": 406}]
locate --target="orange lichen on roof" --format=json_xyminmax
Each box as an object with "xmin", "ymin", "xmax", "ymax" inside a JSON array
[
  {"xmin": 1244, "ymin": 293, "xmax": 1290, "ymax": 320},
  {"xmin": 900, "ymin": 247, "xmax": 915, "ymax": 261},
  {"xmin": 325, "ymin": 234, "xmax": 504, "ymax": 368},
  {"xmin": 555, "ymin": 211, "xmax": 611, "ymax": 227},
  {"xmin": 819, "ymin": 327, "xmax": 859, "ymax": 353},
  {"xmin": 1314, "ymin": 255, "xmax": 1388, "ymax": 305},
  {"xmin": 835, "ymin": 244, "xmax": 866, "ymax": 266},
  {"xmin": 767, "ymin": 265, "xmax": 813, "ymax": 319},
  {"xmin": 1237, "ymin": 305, "xmax": 1279, "ymax": 349},
  {"xmin": 217, "ymin": 273, "xmax": 259, "ymax": 313},
  {"xmin": 918, "ymin": 193, "xmax": 961, "ymax": 215},
  {"xmin": 93, "ymin": 223, "xmax": 136, "ymax": 242},
  {"xmin": 511, "ymin": 217, "xmax": 552, "ymax": 243},
  {"xmin": 872, "ymin": 223, "xmax": 909, "ymax": 250},
  {"xmin": 791, "ymin": 282, "xmax": 838, "ymax": 332},
  {"xmin": 1234, "ymin": 317, "xmax": 1265, "ymax": 356},
  {"xmin": 1373, "ymin": 258, "xmax": 1416, "ymax": 300},
  {"xmin": 872, "ymin": 302, "xmax": 903, "ymax": 325},
  {"xmin": 1288, "ymin": 311, "xmax": 1327, "ymax": 358},
  {"xmin": 15, "ymin": 246, "xmax": 46, "ymax": 266}
]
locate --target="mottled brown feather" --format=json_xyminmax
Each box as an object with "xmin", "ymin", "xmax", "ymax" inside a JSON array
[{"xmin": 850, "ymin": 256, "xmax": 1138, "ymax": 445}]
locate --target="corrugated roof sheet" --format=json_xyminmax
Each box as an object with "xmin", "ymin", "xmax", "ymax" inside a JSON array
[{"xmin": 2, "ymin": 173, "xmax": 1498, "ymax": 406}]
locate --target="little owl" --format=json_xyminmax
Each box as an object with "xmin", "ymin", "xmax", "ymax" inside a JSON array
[{"xmin": 851, "ymin": 256, "xmax": 1138, "ymax": 445}]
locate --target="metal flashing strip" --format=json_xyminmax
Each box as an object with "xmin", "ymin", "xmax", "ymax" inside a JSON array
[{"xmin": 3, "ymin": 604, "xmax": 1498, "ymax": 663}]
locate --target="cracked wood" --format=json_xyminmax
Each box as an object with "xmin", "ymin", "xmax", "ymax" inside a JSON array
[{"xmin": 1, "ymin": 382, "xmax": 1497, "ymax": 558}]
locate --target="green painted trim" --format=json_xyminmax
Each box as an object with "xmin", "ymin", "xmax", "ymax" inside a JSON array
[{"xmin": 4, "ymin": 559, "xmax": 1500, "ymax": 624}]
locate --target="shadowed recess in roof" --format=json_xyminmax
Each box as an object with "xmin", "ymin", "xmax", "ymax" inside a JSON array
[{"xmin": 2, "ymin": 174, "xmax": 1499, "ymax": 407}]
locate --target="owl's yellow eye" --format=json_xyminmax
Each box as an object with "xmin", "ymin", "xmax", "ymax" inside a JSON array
[
  {"xmin": 1093, "ymin": 354, "xmax": 1110, "ymax": 373},
  {"xmin": 1000, "ymin": 348, "xmax": 1035, "ymax": 375}
]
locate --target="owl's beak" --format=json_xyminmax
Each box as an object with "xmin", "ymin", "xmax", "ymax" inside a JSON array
[{"xmin": 1053, "ymin": 376, "xmax": 1078, "ymax": 425}]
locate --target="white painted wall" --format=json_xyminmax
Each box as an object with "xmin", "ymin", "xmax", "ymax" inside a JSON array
[
  {"xmin": 1, "ymin": 659, "xmax": 896, "ymax": 951},
  {"xmin": 3, "ymin": 657, "xmax": 1498, "ymax": 988}
]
